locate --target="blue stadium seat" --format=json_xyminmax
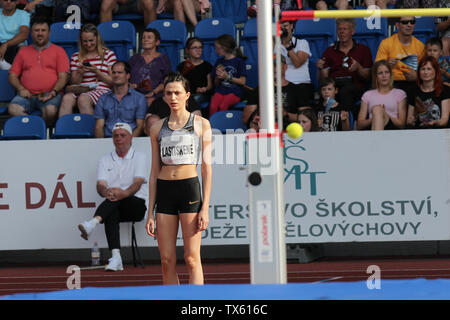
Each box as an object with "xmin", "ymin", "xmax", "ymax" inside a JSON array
[
  {"xmin": 294, "ymin": 19, "xmax": 337, "ymax": 89},
  {"xmin": 211, "ymin": 0, "xmax": 248, "ymax": 25},
  {"xmin": 353, "ymin": 17, "xmax": 388, "ymax": 61},
  {"xmin": 209, "ymin": 110, "xmax": 247, "ymax": 133},
  {"xmin": 113, "ymin": 13, "xmax": 143, "ymax": 21},
  {"xmin": 147, "ymin": 19, "xmax": 187, "ymax": 71},
  {"xmin": 53, "ymin": 114, "xmax": 95, "ymax": 139},
  {"xmin": 2, "ymin": 115, "xmax": 46, "ymax": 140},
  {"xmin": 50, "ymin": 22, "xmax": 80, "ymax": 59},
  {"xmin": 0, "ymin": 70, "xmax": 15, "ymax": 115},
  {"xmin": 413, "ymin": 16, "xmax": 437, "ymax": 44},
  {"xmin": 194, "ymin": 18, "xmax": 236, "ymax": 65},
  {"xmin": 294, "ymin": 18, "xmax": 337, "ymax": 59},
  {"xmin": 98, "ymin": 20, "xmax": 136, "ymax": 61},
  {"xmin": 242, "ymin": 18, "xmax": 258, "ymax": 64}
]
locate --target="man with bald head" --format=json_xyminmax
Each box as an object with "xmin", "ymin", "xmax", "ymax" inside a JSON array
[{"xmin": 78, "ymin": 122, "xmax": 148, "ymax": 271}]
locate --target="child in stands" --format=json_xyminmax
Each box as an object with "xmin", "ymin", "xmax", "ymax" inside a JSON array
[
  {"xmin": 425, "ymin": 37, "xmax": 450, "ymax": 87},
  {"xmin": 209, "ymin": 34, "xmax": 247, "ymax": 117}
]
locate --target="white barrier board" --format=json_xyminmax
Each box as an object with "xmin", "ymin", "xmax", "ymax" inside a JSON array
[{"xmin": 0, "ymin": 129, "xmax": 449, "ymax": 250}]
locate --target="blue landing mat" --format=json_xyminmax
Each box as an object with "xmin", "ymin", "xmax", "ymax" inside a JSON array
[{"xmin": 2, "ymin": 278, "xmax": 450, "ymax": 300}]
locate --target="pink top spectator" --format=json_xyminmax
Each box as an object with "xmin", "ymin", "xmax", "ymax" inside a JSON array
[{"xmin": 361, "ymin": 88, "xmax": 406, "ymax": 119}]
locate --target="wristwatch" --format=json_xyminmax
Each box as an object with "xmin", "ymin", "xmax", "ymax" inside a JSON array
[{"xmin": 286, "ymin": 43, "xmax": 295, "ymax": 51}]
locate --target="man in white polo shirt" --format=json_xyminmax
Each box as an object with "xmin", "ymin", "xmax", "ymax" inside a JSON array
[{"xmin": 78, "ymin": 122, "xmax": 148, "ymax": 272}]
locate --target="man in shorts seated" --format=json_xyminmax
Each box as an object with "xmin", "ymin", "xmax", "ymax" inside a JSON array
[
  {"xmin": 8, "ymin": 15, "xmax": 69, "ymax": 127},
  {"xmin": 99, "ymin": 0, "xmax": 157, "ymax": 26}
]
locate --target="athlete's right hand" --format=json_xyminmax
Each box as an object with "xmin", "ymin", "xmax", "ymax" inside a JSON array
[{"xmin": 146, "ymin": 216, "xmax": 155, "ymax": 237}]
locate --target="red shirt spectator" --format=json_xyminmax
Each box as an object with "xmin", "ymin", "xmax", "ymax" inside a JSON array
[{"xmin": 10, "ymin": 43, "xmax": 69, "ymax": 95}]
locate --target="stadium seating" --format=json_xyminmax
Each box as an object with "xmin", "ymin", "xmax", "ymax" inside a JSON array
[
  {"xmin": 0, "ymin": 70, "xmax": 15, "ymax": 115},
  {"xmin": 147, "ymin": 19, "xmax": 187, "ymax": 71},
  {"xmin": 241, "ymin": 18, "xmax": 258, "ymax": 64},
  {"xmin": 353, "ymin": 17, "xmax": 388, "ymax": 61},
  {"xmin": 52, "ymin": 114, "xmax": 95, "ymax": 139},
  {"xmin": 209, "ymin": 110, "xmax": 247, "ymax": 133},
  {"xmin": 50, "ymin": 22, "xmax": 80, "ymax": 59},
  {"xmin": 294, "ymin": 19, "xmax": 336, "ymax": 89},
  {"xmin": 294, "ymin": 18, "xmax": 337, "ymax": 59},
  {"xmin": 413, "ymin": 16, "xmax": 437, "ymax": 44},
  {"xmin": 294, "ymin": 19, "xmax": 337, "ymax": 89},
  {"xmin": 194, "ymin": 18, "xmax": 236, "ymax": 65},
  {"xmin": 98, "ymin": 20, "xmax": 136, "ymax": 61},
  {"xmin": 211, "ymin": 0, "xmax": 248, "ymax": 25},
  {"xmin": 2, "ymin": 115, "xmax": 47, "ymax": 140}
]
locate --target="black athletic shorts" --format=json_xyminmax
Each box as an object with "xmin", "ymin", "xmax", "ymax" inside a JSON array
[{"xmin": 156, "ymin": 177, "xmax": 203, "ymax": 215}]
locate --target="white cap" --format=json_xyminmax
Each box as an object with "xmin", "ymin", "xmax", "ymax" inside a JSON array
[{"xmin": 112, "ymin": 122, "xmax": 132, "ymax": 135}]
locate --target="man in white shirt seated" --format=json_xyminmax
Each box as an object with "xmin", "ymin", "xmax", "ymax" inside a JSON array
[{"xmin": 78, "ymin": 122, "xmax": 149, "ymax": 272}]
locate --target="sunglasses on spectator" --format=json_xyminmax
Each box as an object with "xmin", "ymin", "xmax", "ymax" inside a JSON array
[{"xmin": 399, "ymin": 20, "xmax": 416, "ymax": 25}]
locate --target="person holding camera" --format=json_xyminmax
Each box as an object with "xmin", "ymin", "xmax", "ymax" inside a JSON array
[
  {"xmin": 59, "ymin": 24, "xmax": 117, "ymax": 118},
  {"xmin": 317, "ymin": 18, "xmax": 373, "ymax": 117},
  {"xmin": 278, "ymin": 20, "xmax": 314, "ymax": 110}
]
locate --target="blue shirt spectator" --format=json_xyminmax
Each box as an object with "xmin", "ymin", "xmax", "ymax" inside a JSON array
[{"xmin": 94, "ymin": 61, "xmax": 147, "ymax": 138}]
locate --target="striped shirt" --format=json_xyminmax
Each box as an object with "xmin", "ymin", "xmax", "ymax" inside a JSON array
[{"xmin": 70, "ymin": 49, "xmax": 117, "ymax": 91}]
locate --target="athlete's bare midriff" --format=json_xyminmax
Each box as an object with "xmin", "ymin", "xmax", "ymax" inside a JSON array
[{"xmin": 158, "ymin": 164, "xmax": 198, "ymax": 180}]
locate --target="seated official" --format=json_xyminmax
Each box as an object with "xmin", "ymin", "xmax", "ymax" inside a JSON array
[{"xmin": 78, "ymin": 122, "xmax": 148, "ymax": 272}]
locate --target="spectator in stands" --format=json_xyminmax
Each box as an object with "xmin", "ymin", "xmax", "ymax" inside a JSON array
[
  {"xmin": 94, "ymin": 61, "xmax": 147, "ymax": 138},
  {"xmin": 308, "ymin": 0, "xmax": 351, "ymax": 10},
  {"xmin": 314, "ymin": 78, "xmax": 350, "ymax": 131},
  {"xmin": 8, "ymin": 15, "xmax": 69, "ymax": 127},
  {"xmin": 23, "ymin": 0, "xmax": 54, "ymax": 17},
  {"xmin": 317, "ymin": 18, "xmax": 372, "ymax": 116},
  {"xmin": 144, "ymin": 93, "xmax": 202, "ymax": 135},
  {"xmin": 0, "ymin": 0, "xmax": 30, "ymax": 70},
  {"xmin": 129, "ymin": 28, "xmax": 172, "ymax": 108},
  {"xmin": 407, "ymin": 56, "xmax": 450, "ymax": 128},
  {"xmin": 243, "ymin": 55, "xmax": 303, "ymax": 131},
  {"xmin": 248, "ymin": 0, "xmax": 299, "ymax": 17},
  {"xmin": 210, "ymin": 34, "xmax": 247, "ymax": 117},
  {"xmin": 177, "ymin": 37, "xmax": 212, "ymax": 105},
  {"xmin": 78, "ymin": 122, "xmax": 148, "ymax": 272},
  {"xmin": 278, "ymin": 20, "xmax": 314, "ymax": 111},
  {"xmin": 297, "ymin": 107, "xmax": 319, "ymax": 132},
  {"xmin": 59, "ymin": 23, "xmax": 117, "ymax": 118},
  {"xmin": 435, "ymin": 0, "xmax": 450, "ymax": 56},
  {"xmin": 156, "ymin": 0, "xmax": 210, "ymax": 27},
  {"xmin": 363, "ymin": 0, "xmax": 388, "ymax": 9},
  {"xmin": 394, "ymin": 0, "xmax": 436, "ymax": 8},
  {"xmin": 99, "ymin": 0, "xmax": 157, "ymax": 26},
  {"xmin": 54, "ymin": 0, "xmax": 101, "ymax": 24},
  {"xmin": 425, "ymin": 37, "xmax": 450, "ymax": 87},
  {"xmin": 357, "ymin": 60, "xmax": 407, "ymax": 130},
  {"xmin": 375, "ymin": 16, "xmax": 425, "ymax": 95}
]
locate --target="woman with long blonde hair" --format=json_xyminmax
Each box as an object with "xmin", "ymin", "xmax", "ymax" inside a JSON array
[{"xmin": 59, "ymin": 23, "xmax": 117, "ymax": 117}]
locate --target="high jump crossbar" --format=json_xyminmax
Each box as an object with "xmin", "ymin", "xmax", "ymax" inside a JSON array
[{"xmin": 280, "ymin": 8, "xmax": 450, "ymax": 21}]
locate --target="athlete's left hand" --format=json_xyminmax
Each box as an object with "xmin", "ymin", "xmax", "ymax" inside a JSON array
[{"xmin": 197, "ymin": 208, "xmax": 209, "ymax": 232}]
